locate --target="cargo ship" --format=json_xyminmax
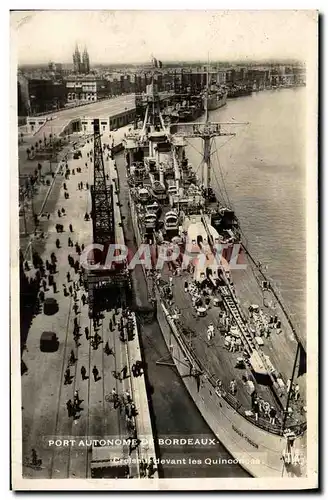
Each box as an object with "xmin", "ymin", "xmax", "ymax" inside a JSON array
[{"xmin": 122, "ymin": 80, "xmax": 307, "ymax": 478}]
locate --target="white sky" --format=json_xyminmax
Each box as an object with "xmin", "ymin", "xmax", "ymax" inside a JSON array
[{"xmin": 11, "ymin": 10, "xmax": 317, "ymax": 65}]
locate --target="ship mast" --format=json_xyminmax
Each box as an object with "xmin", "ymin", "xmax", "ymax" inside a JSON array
[
  {"xmin": 173, "ymin": 58, "xmax": 245, "ymax": 200},
  {"xmin": 174, "ymin": 119, "xmax": 243, "ymax": 200}
]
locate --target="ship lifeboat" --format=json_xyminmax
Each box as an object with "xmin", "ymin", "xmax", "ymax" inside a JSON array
[
  {"xmin": 144, "ymin": 213, "xmax": 157, "ymax": 232},
  {"xmin": 164, "ymin": 211, "xmax": 179, "ymax": 234}
]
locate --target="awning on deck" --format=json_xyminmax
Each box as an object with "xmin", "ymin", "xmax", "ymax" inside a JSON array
[{"xmin": 250, "ymin": 351, "xmax": 267, "ymax": 376}]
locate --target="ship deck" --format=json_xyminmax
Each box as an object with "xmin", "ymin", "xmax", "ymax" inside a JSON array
[{"xmin": 158, "ymin": 258, "xmax": 306, "ymax": 433}]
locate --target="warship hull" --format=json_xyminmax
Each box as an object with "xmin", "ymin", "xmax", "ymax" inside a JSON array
[
  {"xmin": 156, "ymin": 297, "xmax": 306, "ymax": 478},
  {"xmin": 207, "ymin": 92, "xmax": 227, "ymax": 111}
]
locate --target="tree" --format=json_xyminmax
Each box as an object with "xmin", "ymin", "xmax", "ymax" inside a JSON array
[{"xmin": 26, "ymin": 148, "xmax": 31, "ymax": 160}]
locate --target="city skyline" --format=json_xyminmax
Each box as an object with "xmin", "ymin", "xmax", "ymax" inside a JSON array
[{"xmin": 11, "ymin": 10, "xmax": 315, "ymax": 66}]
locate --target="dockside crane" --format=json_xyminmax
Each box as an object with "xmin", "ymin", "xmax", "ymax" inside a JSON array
[{"xmin": 91, "ymin": 118, "xmax": 115, "ymax": 247}]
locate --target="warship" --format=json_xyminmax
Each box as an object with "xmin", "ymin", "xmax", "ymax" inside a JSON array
[
  {"xmin": 204, "ymin": 81, "xmax": 228, "ymax": 110},
  {"xmin": 122, "ymin": 77, "xmax": 307, "ymax": 478}
]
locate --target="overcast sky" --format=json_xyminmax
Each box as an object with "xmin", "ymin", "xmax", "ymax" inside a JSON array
[{"xmin": 10, "ymin": 10, "xmax": 316, "ymax": 65}]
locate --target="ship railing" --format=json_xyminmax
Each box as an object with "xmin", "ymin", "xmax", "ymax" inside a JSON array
[{"xmin": 159, "ymin": 290, "xmax": 306, "ymax": 438}]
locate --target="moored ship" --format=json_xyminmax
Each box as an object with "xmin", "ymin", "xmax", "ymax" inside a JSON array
[
  {"xmin": 228, "ymin": 84, "xmax": 253, "ymax": 98},
  {"xmin": 205, "ymin": 82, "xmax": 228, "ymax": 110},
  {"xmin": 122, "ymin": 78, "xmax": 307, "ymax": 478}
]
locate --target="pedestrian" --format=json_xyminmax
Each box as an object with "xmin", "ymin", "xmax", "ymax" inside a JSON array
[
  {"xmin": 140, "ymin": 459, "xmax": 147, "ymax": 478},
  {"xmin": 92, "ymin": 365, "xmax": 99, "ymax": 382},
  {"xmin": 130, "ymin": 403, "xmax": 137, "ymax": 417},
  {"xmin": 81, "ymin": 293, "xmax": 86, "ymax": 305},
  {"xmin": 125, "ymin": 390, "xmax": 132, "ymax": 404},
  {"xmin": 113, "ymin": 393, "xmax": 120, "ymax": 410},
  {"xmin": 69, "ymin": 224, "xmax": 73, "ymax": 233},
  {"xmin": 74, "ymin": 335, "xmax": 80, "ymax": 348},
  {"xmin": 63, "ymin": 182, "xmax": 67, "ymax": 190},
  {"xmin": 69, "ymin": 285, "xmax": 73, "ymax": 296},
  {"xmin": 230, "ymin": 379, "xmax": 237, "ymax": 396},
  {"xmin": 293, "ymin": 384, "xmax": 300, "ymax": 401},
  {"xmin": 112, "ymin": 370, "xmax": 121, "ymax": 381},
  {"xmin": 86, "ymin": 182, "xmax": 89, "ymax": 189},
  {"xmin": 85, "ymin": 326, "xmax": 89, "ymax": 340},
  {"xmin": 104, "ymin": 342, "xmax": 114, "ymax": 356},
  {"xmin": 67, "ymin": 271, "xmax": 71, "ymax": 282},
  {"xmin": 57, "ymin": 209, "xmax": 61, "ymax": 218},
  {"xmin": 52, "ymin": 282, "xmax": 57, "ymax": 293},
  {"xmin": 73, "ymin": 293, "xmax": 77, "ymax": 304},
  {"xmin": 61, "ymin": 208, "xmax": 65, "ymax": 214},
  {"xmin": 269, "ymin": 406, "xmax": 277, "ymax": 425},
  {"xmin": 42, "ymin": 279, "xmax": 47, "ymax": 291},
  {"xmin": 66, "ymin": 400, "xmax": 73, "ymax": 417},
  {"xmin": 69, "ymin": 350, "xmax": 76, "ymax": 365},
  {"xmin": 64, "ymin": 368, "xmax": 71, "ymax": 385},
  {"xmin": 63, "ymin": 284, "xmax": 68, "ymax": 297},
  {"xmin": 253, "ymin": 398, "xmax": 259, "ymax": 421},
  {"xmin": 39, "ymin": 290, "xmax": 45, "ymax": 302},
  {"xmin": 109, "ymin": 319, "xmax": 113, "ymax": 331},
  {"xmin": 147, "ymin": 458, "xmax": 155, "ymax": 478},
  {"xmin": 74, "ymin": 390, "xmax": 80, "ymax": 407},
  {"xmin": 131, "ymin": 363, "xmax": 137, "ymax": 378},
  {"xmin": 31, "ymin": 448, "xmax": 38, "ymax": 466},
  {"xmin": 45, "ymin": 260, "xmax": 50, "ymax": 271},
  {"xmin": 229, "ymin": 337, "xmax": 236, "ymax": 353},
  {"xmin": 125, "ymin": 403, "xmax": 131, "ymax": 418}
]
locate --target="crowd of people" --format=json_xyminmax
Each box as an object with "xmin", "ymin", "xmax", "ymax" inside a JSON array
[{"xmin": 22, "ymin": 134, "xmax": 154, "ymax": 477}]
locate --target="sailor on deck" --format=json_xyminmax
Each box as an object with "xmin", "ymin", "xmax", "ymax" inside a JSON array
[{"xmin": 207, "ymin": 323, "xmax": 215, "ymax": 341}]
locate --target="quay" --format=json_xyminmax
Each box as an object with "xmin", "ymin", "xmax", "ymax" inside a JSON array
[
  {"xmin": 23, "ymin": 92, "xmax": 174, "ymax": 139},
  {"xmin": 20, "ymin": 122, "xmax": 157, "ymax": 479}
]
